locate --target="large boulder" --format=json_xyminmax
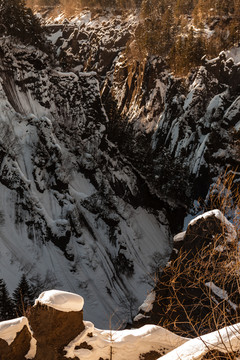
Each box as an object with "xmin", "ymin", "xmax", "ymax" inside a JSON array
[
  {"xmin": 29, "ymin": 290, "xmax": 85, "ymax": 360},
  {"xmin": 133, "ymin": 210, "xmax": 239, "ymax": 337},
  {"xmin": 182, "ymin": 209, "xmax": 236, "ymax": 253}
]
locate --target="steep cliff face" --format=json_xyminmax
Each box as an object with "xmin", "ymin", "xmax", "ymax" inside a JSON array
[
  {"xmin": 49, "ymin": 10, "xmax": 240, "ymax": 203},
  {"xmin": 0, "ymin": 36, "xmax": 172, "ymax": 328},
  {"xmin": 0, "ymin": 9, "xmax": 239, "ymax": 329}
]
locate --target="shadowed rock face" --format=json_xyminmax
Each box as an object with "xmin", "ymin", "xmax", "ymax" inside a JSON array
[
  {"xmin": 133, "ymin": 211, "xmax": 239, "ymax": 337},
  {"xmin": 181, "ymin": 213, "xmax": 232, "ymax": 253},
  {"xmin": 0, "ymin": 301, "xmax": 85, "ymax": 360},
  {"xmin": 0, "ymin": 325, "xmax": 31, "ymax": 360},
  {"xmin": 29, "ymin": 303, "xmax": 85, "ymax": 360}
]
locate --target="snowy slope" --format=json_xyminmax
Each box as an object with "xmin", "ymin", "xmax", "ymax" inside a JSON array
[
  {"xmin": 0, "ymin": 37, "xmax": 172, "ymax": 328},
  {"xmin": 0, "ymin": 9, "xmax": 239, "ymax": 330}
]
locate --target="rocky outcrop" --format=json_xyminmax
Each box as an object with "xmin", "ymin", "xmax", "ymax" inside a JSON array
[
  {"xmin": 133, "ymin": 210, "xmax": 239, "ymax": 337},
  {"xmin": 0, "ymin": 318, "xmax": 32, "ymax": 360},
  {"xmin": 0, "ymin": 289, "xmax": 239, "ymax": 360},
  {"xmin": 151, "ymin": 51, "xmax": 240, "ymax": 199},
  {"xmin": 0, "ymin": 290, "xmax": 188, "ymax": 360},
  {"xmin": 0, "ymin": 35, "xmax": 172, "ymax": 328},
  {"xmin": 29, "ymin": 304, "xmax": 84, "ymax": 360}
]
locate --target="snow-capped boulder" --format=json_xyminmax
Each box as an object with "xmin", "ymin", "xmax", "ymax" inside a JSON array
[
  {"xmin": 132, "ymin": 210, "xmax": 239, "ymax": 336},
  {"xmin": 182, "ymin": 209, "xmax": 237, "ymax": 252},
  {"xmin": 29, "ymin": 290, "xmax": 85, "ymax": 360},
  {"xmin": 34, "ymin": 289, "xmax": 84, "ymax": 312}
]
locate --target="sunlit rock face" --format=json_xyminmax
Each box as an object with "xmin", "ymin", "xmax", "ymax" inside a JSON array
[
  {"xmin": 0, "ymin": 318, "xmax": 32, "ymax": 360},
  {"xmin": 29, "ymin": 291, "xmax": 85, "ymax": 360}
]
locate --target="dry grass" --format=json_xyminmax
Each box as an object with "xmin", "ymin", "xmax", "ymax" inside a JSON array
[
  {"xmin": 204, "ymin": 168, "xmax": 240, "ymax": 231},
  {"xmin": 153, "ymin": 169, "xmax": 240, "ymax": 359}
]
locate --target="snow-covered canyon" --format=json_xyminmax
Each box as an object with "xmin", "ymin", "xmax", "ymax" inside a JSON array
[
  {"xmin": 0, "ymin": 8, "xmax": 239, "ymax": 330},
  {"xmin": 0, "ymin": 35, "xmax": 172, "ymax": 328}
]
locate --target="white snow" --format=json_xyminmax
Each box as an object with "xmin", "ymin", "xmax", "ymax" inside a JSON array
[
  {"xmin": 47, "ymin": 29, "xmax": 62, "ymax": 45},
  {"xmin": 64, "ymin": 321, "xmax": 188, "ymax": 360},
  {"xmin": 133, "ymin": 313, "xmax": 149, "ymax": 322},
  {"xmin": 0, "ymin": 317, "xmax": 29, "ymax": 345},
  {"xmin": 192, "ymin": 134, "xmax": 209, "ymax": 175},
  {"xmin": 173, "ymin": 231, "xmax": 186, "ymax": 243},
  {"xmin": 205, "ymin": 282, "xmax": 238, "ymax": 311},
  {"xmin": 159, "ymin": 322, "xmax": 240, "ymax": 360},
  {"xmin": 226, "ymin": 46, "xmax": 240, "ymax": 63},
  {"xmin": 138, "ymin": 291, "xmax": 156, "ymax": 313},
  {"xmin": 34, "ymin": 290, "xmax": 84, "ymax": 312}
]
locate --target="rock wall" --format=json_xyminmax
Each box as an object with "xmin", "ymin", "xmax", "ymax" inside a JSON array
[{"xmin": 0, "ymin": 35, "xmax": 172, "ymax": 328}]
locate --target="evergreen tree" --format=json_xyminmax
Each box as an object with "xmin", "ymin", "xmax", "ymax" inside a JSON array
[
  {"xmin": 12, "ymin": 274, "xmax": 34, "ymax": 315},
  {"xmin": 0, "ymin": 279, "xmax": 14, "ymax": 321},
  {"xmin": 0, "ymin": 0, "xmax": 45, "ymax": 47}
]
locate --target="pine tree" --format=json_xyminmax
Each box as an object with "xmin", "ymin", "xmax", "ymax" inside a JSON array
[
  {"xmin": 0, "ymin": 0, "xmax": 45, "ymax": 47},
  {"xmin": 12, "ymin": 274, "xmax": 34, "ymax": 316},
  {"xmin": 0, "ymin": 279, "xmax": 14, "ymax": 321}
]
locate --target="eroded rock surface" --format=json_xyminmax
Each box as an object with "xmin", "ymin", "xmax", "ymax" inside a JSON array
[
  {"xmin": 29, "ymin": 303, "xmax": 84, "ymax": 360},
  {"xmin": 0, "ymin": 324, "xmax": 31, "ymax": 360}
]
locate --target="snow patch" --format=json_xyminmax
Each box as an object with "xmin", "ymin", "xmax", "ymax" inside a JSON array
[
  {"xmin": 205, "ymin": 282, "xmax": 238, "ymax": 311},
  {"xmin": 173, "ymin": 231, "xmax": 186, "ymax": 243},
  {"xmin": 64, "ymin": 321, "xmax": 188, "ymax": 360},
  {"xmin": 138, "ymin": 291, "xmax": 156, "ymax": 313},
  {"xmin": 226, "ymin": 46, "xmax": 240, "ymax": 63},
  {"xmin": 34, "ymin": 290, "xmax": 84, "ymax": 312},
  {"xmin": 133, "ymin": 313, "xmax": 150, "ymax": 322},
  {"xmin": 159, "ymin": 322, "xmax": 240, "ymax": 360},
  {"xmin": 0, "ymin": 317, "xmax": 28, "ymax": 345}
]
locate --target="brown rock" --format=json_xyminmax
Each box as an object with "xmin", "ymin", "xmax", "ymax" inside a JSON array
[
  {"xmin": 182, "ymin": 211, "xmax": 229, "ymax": 253},
  {"xmin": 29, "ymin": 303, "xmax": 85, "ymax": 360},
  {"xmin": 0, "ymin": 324, "xmax": 31, "ymax": 360}
]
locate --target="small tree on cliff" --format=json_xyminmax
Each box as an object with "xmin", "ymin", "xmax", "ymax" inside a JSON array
[
  {"xmin": 0, "ymin": 279, "xmax": 14, "ymax": 320},
  {"xmin": 12, "ymin": 274, "xmax": 34, "ymax": 316},
  {"xmin": 0, "ymin": 0, "xmax": 45, "ymax": 47}
]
